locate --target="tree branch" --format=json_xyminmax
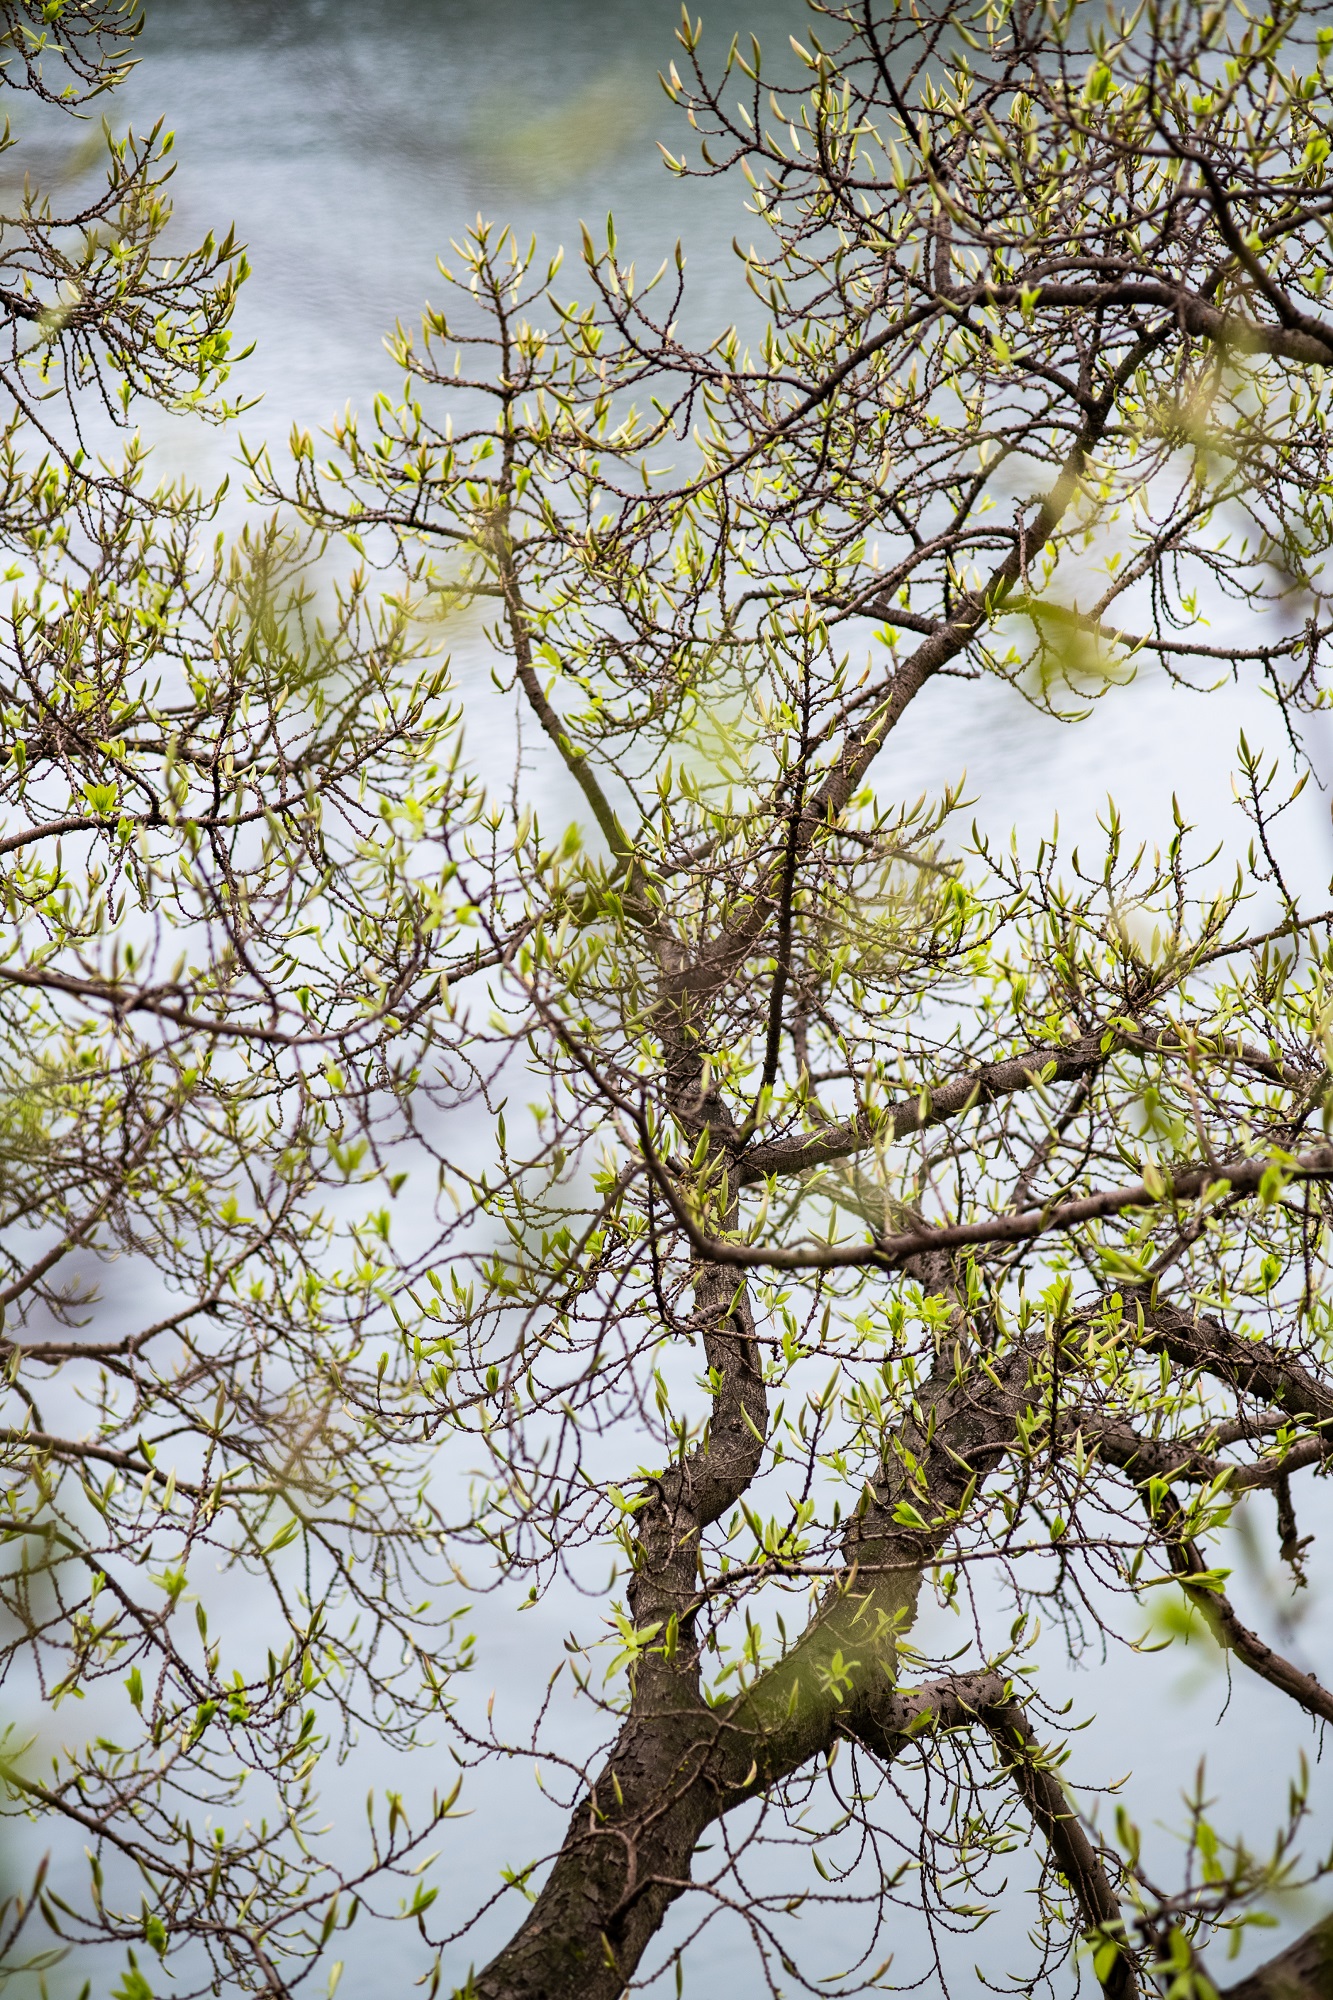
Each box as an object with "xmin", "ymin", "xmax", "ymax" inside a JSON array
[
  {"xmin": 979, "ymin": 1700, "xmax": 1137, "ymax": 1999},
  {"xmin": 1220, "ymin": 1914, "xmax": 1333, "ymax": 1999},
  {"xmin": 650, "ymin": 1146, "xmax": 1333, "ymax": 1276},
  {"xmin": 739, "ymin": 1034, "xmax": 1103, "ymax": 1182},
  {"xmin": 1147, "ymin": 1489, "xmax": 1333, "ymax": 1727}
]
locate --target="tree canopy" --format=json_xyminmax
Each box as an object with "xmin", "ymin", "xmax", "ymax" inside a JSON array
[{"xmin": 7, "ymin": 3, "xmax": 1333, "ymax": 1997}]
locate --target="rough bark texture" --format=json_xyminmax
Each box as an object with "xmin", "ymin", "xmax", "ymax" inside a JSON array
[
  {"xmin": 1223, "ymin": 1919, "xmax": 1333, "ymax": 2000},
  {"xmin": 472, "ymin": 1329, "xmax": 1046, "ymax": 2000}
]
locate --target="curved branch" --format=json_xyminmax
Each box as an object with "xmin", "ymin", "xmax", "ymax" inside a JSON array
[
  {"xmin": 979, "ymin": 1701, "xmax": 1137, "ymax": 2000},
  {"xmin": 1135, "ymin": 1296, "xmax": 1333, "ymax": 1431},
  {"xmin": 651, "ymin": 1145, "xmax": 1333, "ymax": 1275},
  {"xmin": 1148, "ymin": 1489, "xmax": 1333, "ymax": 1728},
  {"xmin": 740, "ymin": 1034, "xmax": 1103, "ymax": 1182}
]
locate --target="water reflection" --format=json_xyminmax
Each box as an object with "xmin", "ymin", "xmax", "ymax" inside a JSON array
[{"xmin": 468, "ymin": 66, "xmax": 658, "ymax": 192}]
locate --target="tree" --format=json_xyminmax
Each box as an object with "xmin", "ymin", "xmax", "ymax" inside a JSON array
[
  {"xmin": 10, "ymin": 2, "xmax": 1333, "ymax": 1997},
  {"xmin": 0, "ymin": 5, "xmax": 480, "ymax": 1993}
]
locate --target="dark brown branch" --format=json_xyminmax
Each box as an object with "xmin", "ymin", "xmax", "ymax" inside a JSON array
[
  {"xmin": 1074, "ymin": 1411, "xmax": 1328, "ymax": 1494},
  {"xmin": 472, "ymin": 1669, "xmax": 1021, "ymax": 2000},
  {"xmin": 1134, "ymin": 1296, "xmax": 1333, "ymax": 1432},
  {"xmin": 1220, "ymin": 1914, "xmax": 1333, "ymax": 1999},
  {"xmin": 1148, "ymin": 1490, "xmax": 1333, "ymax": 1727},
  {"xmin": 740, "ymin": 1034, "xmax": 1103, "ymax": 1182},
  {"xmin": 979, "ymin": 1701, "xmax": 1137, "ymax": 1999},
  {"xmin": 473, "ymin": 1333, "xmax": 1039, "ymax": 2000},
  {"xmin": 654, "ymin": 1146, "xmax": 1333, "ymax": 1275}
]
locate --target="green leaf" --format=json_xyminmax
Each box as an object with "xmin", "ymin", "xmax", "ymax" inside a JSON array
[
  {"xmin": 112, "ymin": 1953, "xmax": 154, "ymax": 2000},
  {"xmin": 1093, "ymin": 1941, "xmax": 1122, "ymax": 1982}
]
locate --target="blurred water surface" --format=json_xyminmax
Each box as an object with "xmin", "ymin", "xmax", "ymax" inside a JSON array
[
  {"xmin": 9, "ymin": 5, "xmax": 1333, "ymax": 1995},
  {"xmin": 125, "ymin": 0, "xmax": 800, "ymax": 438},
  {"xmin": 112, "ymin": 0, "xmax": 1333, "ymax": 857}
]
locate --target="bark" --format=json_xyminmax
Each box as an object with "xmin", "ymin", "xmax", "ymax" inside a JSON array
[
  {"xmin": 472, "ymin": 1337, "xmax": 1040, "ymax": 2000},
  {"xmin": 1135, "ymin": 1297, "xmax": 1333, "ymax": 1431},
  {"xmin": 979, "ymin": 1703, "xmax": 1137, "ymax": 2000},
  {"xmin": 1147, "ymin": 1490, "xmax": 1333, "ymax": 1727},
  {"xmin": 468, "ymin": 1286, "xmax": 1333, "ymax": 2000},
  {"xmin": 855, "ymin": 1682, "xmax": 1140, "ymax": 1999},
  {"xmin": 1074, "ymin": 1411, "xmax": 1327, "ymax": 1495},
  {"xmin": 1221, "ymin": 1917, "xmax": 1333, "ymax": 2000},
  {"xmin": 472, "ymin": 1672, "xmax": 1024, "ymax": 2000},
  {"xmin": 739, "ymin": 1034, "xmax": 1104, "ymax": 1183},
  {"xmin": 644, "ymin": 1146, "xmax": 1333, "ymax": 1277}
]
